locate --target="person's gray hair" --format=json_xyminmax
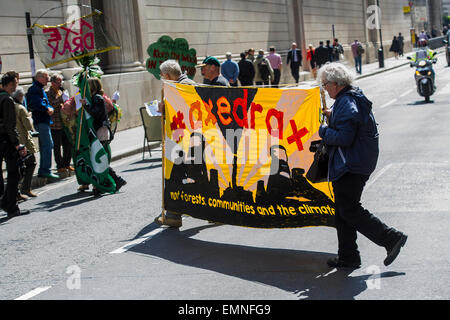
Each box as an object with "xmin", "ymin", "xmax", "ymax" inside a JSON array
[
  {"xmin": 50, "ymin": 72, "xmax": 63, "ymax": 83},
  {"xmin": 12, "ymin": 86, "xmax": 25, "ymax": 99},
  {"xmin": 317, "ymin": 62, "xmax": 354, "ymax": 87},
  {"xmin": 35, "ymin": 69, "xmax": 49, "ymax": 78},
  {"xmin": 160, "ymin": 60, "xmax": 182, "ymax": 78}
]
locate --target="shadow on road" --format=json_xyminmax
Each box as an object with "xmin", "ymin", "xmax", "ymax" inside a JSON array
[
  {"xmin": 407, "ymin": 100, "xmax": 435, "ymax": 106},
  {"xmin": 129, "ymin": 224, "xmax": 405, "ymax": 300},
  {"xmin": 122, "ymin": 164, "xmax": 162, "ymax": 173},
  {"xmin": 34, "ymin": 191, "xmax": 101, "ymax": 212}
]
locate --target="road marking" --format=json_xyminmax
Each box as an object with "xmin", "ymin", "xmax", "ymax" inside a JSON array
[
  {"xmin": 366, "ymin": 163, "xmax": 394, "ymax": 189},
  {"xmin": 110, "ymin": 227, "xmax": 167, "ymax": 254},
  {"xmin": 15, "ymin": 286, "xmax": 52, "ymax": 300},
  {"xmin": 379, "ymin": 98, "xmax": 397, "ymax": 109},
  {"xmin": 399, "ymin": 89, "xmax": 413, "ymax": 98}
]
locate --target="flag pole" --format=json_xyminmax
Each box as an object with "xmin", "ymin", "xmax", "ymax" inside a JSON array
[{"xmin": 77, "ymin": 71, "xmax": 89, "ymax": 151}]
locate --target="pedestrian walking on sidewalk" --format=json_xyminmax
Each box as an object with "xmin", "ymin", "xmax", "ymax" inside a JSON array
[
  {"xmin": 351, "ymin": 40, "xmax": 363, "ymax": 75},
  {"xmin": 26, "ymin": 69, "xmax": 60, "ymax": 180},
  {"xmin": 332, "ymin": 38, "xmax": 344, "ymax": 62},
  {"xmin": 287, "ymin": 42, "xmax": 302, "ymax": 83},
  {"xmin": 254, "ymin": 49, "xmax": 274, "ymax": 86},
  {"xmin": 221, "ymin": 52, "xmax": 240, "ymax": 87},
  {"xmin": 398, "ymin": 33, "xmax": 404, "ymax": 56},
  {"xmin": 314, "ymin": 41, "xmax": 329, "ymax": 69},
  {"xmin": 318, "ymin": 63, "xmax": 407, "ymax": 269},
  {"xmin": 0, "ymin": 72, "xmax": 30, "ymax": 218},
  {"xmin": 267, "ymin": 46, "xmax": 282, "ymax": 88},
  {"xmin": 79, "ymin": 78, "xmax": 127, "ymax": 195},
  {"xmin": 238, "ymin": 52, "xmax": 255, "ymax": 86},
  {"xmin": 13, "ymin": 87, "xmax": 38, "ymax": 198},
  {"xmin": 389, "ymin": 36, "xmax": 400, "ymax": 59},
  {"xmin": 47, "ymin": 73, "xmax": 73, "ymax": 175},
  {"xmin": 306, "ymin": 44, "xmax": 317, "ymax": 78}
]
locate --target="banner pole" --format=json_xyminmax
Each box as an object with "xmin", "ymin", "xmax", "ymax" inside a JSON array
[
  {"xmin": 161, "ymin": 86, "xmax": 166, "ymax": 221},
  {"xmin": 320, "ymin": 87, "xmax": 328, "ymax": 124}
]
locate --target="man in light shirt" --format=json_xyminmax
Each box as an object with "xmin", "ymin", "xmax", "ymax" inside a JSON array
[{"xmin": 267, "ymin": 46, "xmax": 282, "ymax": 87}]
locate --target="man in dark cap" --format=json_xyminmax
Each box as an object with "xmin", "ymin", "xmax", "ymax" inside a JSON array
[{"xmin": 197, "ymin": 56, "xmax": 229, "ymax": 86}]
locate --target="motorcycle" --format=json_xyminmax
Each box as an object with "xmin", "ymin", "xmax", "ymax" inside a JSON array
[{"xmin": 407, "ymin": 53, "xmax": 437, "ymax": 103}]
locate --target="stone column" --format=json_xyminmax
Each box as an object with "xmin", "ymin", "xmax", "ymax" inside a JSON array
[{"xmin": 102, "ymin": 0, "xmax": 145, "ymax": 74}]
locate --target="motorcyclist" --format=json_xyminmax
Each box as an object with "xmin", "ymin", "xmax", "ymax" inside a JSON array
[{"xmin": 410, "ymin": 39, "xmax": 436, "ymax": 83}]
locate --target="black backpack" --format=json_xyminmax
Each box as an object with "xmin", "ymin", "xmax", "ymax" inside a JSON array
[{"xmin": 258, "ymin": 59, "xmax": 271, "ymax": 81}]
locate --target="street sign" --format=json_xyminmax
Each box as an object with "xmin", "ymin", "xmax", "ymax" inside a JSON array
[
  {"xmin": 403, "ymin": 6, "xmax": 411, "ymax": 13},
  {"xmin": 414, "ymin": 6, "xmax": 428, "ymax": 23}
]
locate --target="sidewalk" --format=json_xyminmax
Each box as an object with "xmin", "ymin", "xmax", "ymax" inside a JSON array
[{"xmin": 4, "ymin": 47, "xmax": 445, "ymax": 192}]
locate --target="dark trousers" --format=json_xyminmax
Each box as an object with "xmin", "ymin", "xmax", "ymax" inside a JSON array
[
  {"xmin": 20, "ymin": 153, "xmax": 36, "ymax": 192},
  {"xmin": 51, "ymin": 129, "xmax": 72, "ymax": 169},
  {"xmin": 256, "ymin": 81, "xmax": 269, "ymax": 86},
  {"xmin": 0, "ymin": 158, "xmax": 4, "ymax": 196},
  {"xmin": 101, "ymin": 141, "xmax": 122, "ymax": 187},
  {"xmin": 290, "ymin": 62, "xmax": 301, "ymax": 83},
  {"xmin": 239, "ymin": 79, "xmax": 254, "ymax": 86},
  {"xmin": 0, "ymin": 138, "xmax": 19, "ymax": 213},
  {"xmin": 332, "ymin": 172, "xmax": 398, "ymax": 261},
  {"xmin": 272, "ymin": 69, "xmax": 281, "ymax": 87}
]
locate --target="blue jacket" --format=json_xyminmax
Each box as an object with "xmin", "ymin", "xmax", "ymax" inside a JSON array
[
  {"xmin": 221, "ymin": 59, "xmax": 240, "ymax": 83},
  {"xmin": 26, "ymin": 80, "xmax": 52, "ymax": 125},
  {"xmin": 319, "ymin": 86, "xmax": 379, "ymax": 181}
]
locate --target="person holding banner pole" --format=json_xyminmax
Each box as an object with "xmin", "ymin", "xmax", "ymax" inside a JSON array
[
  {"xmin": 197, "ymin": 56, "xmax": 229, "ymax": 87},
  {"xmin": 318, "ymin": 63, "xmax": 407, "ymax": 268},
  {"xmin": 155, "ymin": 60, "xmax": 195, "ymax": 228}
]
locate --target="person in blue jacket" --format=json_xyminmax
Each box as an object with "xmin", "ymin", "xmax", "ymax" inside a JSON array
[
  {"xmin": 221, "ymin": 52, "xmax": 240, "ymax": 87},
  {"xmin": 318, "ymin": 63, "xmax": 407, "ymax": 269},
  {"xmin": 26, "ymin": 70, "xmax": 60, "ymax": 180}
]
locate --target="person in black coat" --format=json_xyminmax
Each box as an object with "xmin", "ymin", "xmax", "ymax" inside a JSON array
[
  {"xmin": 389, "ymin": 36, "xmax": 400, "ymax": 59},
  {"xmin": 314, "ymin": 41, "xmax": 329, "ymax": 69},
  {"xmin": 238, "ymin": 52, "xmax": 255, "ymax": 86},
  {"xmin": 286, "ymin": 42, "xmax": 302, "ymax": 83}
]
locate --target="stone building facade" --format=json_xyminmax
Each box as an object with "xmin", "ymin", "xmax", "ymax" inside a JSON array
[{"xmin": 0, "ymin": 0, "xmax": 443, "ymax": 131}]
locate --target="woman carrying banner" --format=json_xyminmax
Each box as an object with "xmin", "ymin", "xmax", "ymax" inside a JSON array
[
  {"xmin": 79, "ymin": 78, "xmax": 127, "ymax": 195},
  {"xmin": 317, "ymin": 63, "xmax": 407, "ymax": 269}
]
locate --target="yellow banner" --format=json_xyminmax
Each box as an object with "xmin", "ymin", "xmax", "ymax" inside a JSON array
[{"xmin": 163, "ymin": 83, "xmax": 335, "ymax": 228}]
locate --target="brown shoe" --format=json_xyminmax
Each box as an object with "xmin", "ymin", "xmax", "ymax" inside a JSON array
[
  {"xmin": 21, "ymin": 190, "xmax": 38, "ymax": 197},
  {"xmin": 154, "ymin": 214, "xmax": 182, "ymax": 228},
  {"xmin": 78, "ymin": 184, "xmax": 89, "ymax": 192},
  {"xmin": 17, "ymin": 193, "xmax": 29, "ymax": 202},
  {"xmin": 57, "ymin": 168, "xmax": 68, "ymax": 174},
  {"xmin": 66, "ymin": 166, "xmax": 75, "ymax": 172}
]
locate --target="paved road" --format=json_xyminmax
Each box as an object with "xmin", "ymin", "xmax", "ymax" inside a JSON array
[{"xmin": 1, "ymin": 55, "xmax": 449, "ymax": 301}]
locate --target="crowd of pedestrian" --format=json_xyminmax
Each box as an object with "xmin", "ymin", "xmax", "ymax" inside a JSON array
[
  {"xmin": 199, "ymin": 38, "xmax": 350, "ymax": 88},
  {"xmin": 0, "ymin": 68, "xmax": 125, "ymax": 219}
]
